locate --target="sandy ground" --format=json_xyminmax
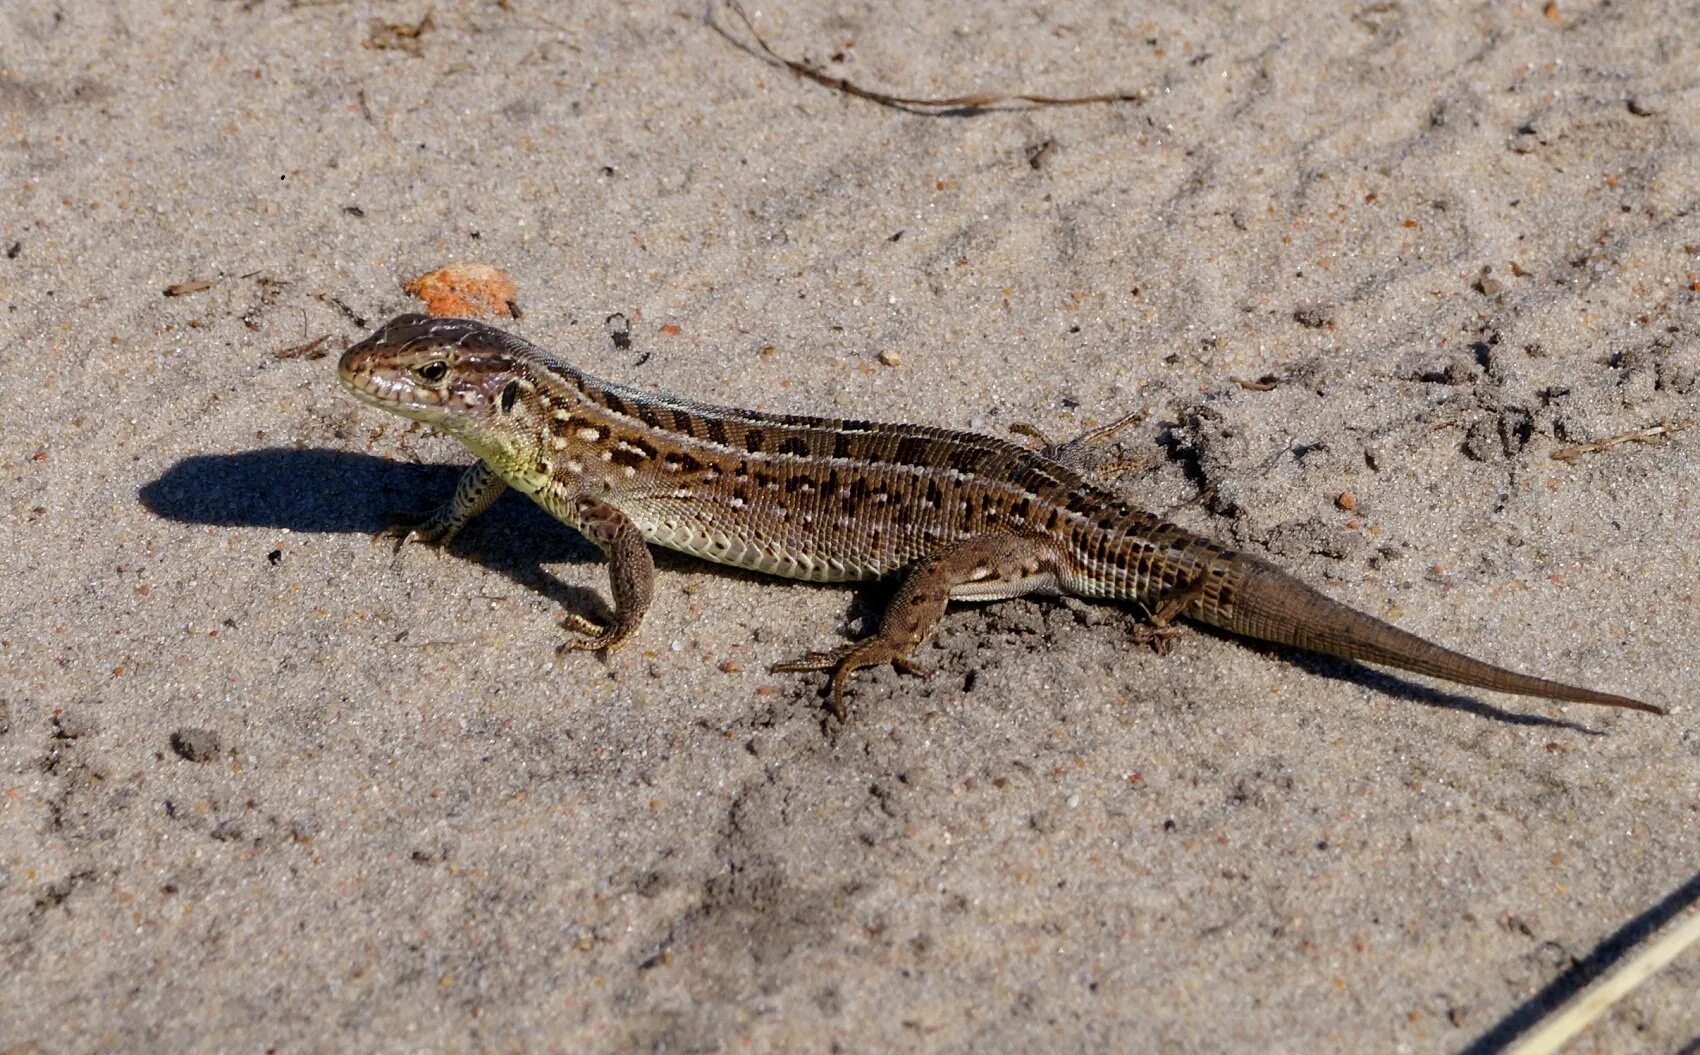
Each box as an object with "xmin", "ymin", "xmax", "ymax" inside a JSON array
[{"xmin": 3, "ymin": 1, "xmax": 1698, "ymax": 1051}]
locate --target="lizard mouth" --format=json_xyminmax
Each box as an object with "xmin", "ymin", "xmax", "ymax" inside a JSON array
[
  {"xmin": 338, "ymin": 345, "xmax": 400, "ymax": 406},
  {"xmin": 336, "ymin": 337, "xmax": 454, "ymax": 422},
  {"xmin": 338, "ymin": 345, "xmax": 394, "ymax": 399},
  {"xmin": 336, "ymin": 340, "xmax": 374, "ymax": 394}
]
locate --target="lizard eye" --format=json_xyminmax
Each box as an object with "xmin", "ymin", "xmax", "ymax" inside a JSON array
[{"xmin": 415, "ymin": 360, "xmax": 449, "ymax": 384}]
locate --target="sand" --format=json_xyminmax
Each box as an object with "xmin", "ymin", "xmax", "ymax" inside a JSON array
[{"xmin": 2, "ymin": 1, "xmax": 1697, "ymax": 1051}]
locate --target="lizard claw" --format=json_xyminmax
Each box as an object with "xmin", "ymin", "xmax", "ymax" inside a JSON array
[
  {"xmin": 1128, "ymin": 622, "xmax": 1184, "ymax": 655},
  {"xmin": 772, "ymin": 639, "xmax": 918, "ymax": 718},
  {"xmin": 558, "ymin": 612, "xmax": 635, "ymax": 655},
  {"xmin": 376, "ymin": 510, "xmax": 458, "ymax": 553},
  {"xmin": 769, "ymin": 645, "xmax": 856, "ymax": 674},
  {"xmin": 1007, "ymin": 421, "xmax": 1057, "ymax": 451}
]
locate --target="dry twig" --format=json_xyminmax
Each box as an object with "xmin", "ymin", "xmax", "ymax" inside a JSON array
[
  {"xmin": 1504, "ymin": 907, "xmax": 1700, "ymax": 1055},
  {"xmin": 722, "ymin": 1, "xmax": 1143, "ymax": 114},
  {"xmin": 273, "ymin": 334, "xmax": 332, "ymax": 361},
  {"xmin": 1549, "ymin": 420, "xmax": 1689, "ymax": 462}
]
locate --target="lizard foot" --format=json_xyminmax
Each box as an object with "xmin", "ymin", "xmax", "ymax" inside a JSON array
[
  {"xmin": 1127, "ymin": 622, "xmax": 1185, "ymax": 655},
  {"xmin": 772, "ymin": 638, "xmax": 922, "ymax": 718},
  {"xmin": 375, "ymin": 510, "xmax": 461, "ymax": 553},
  {"xmin": 557, "ymin": 612, "xmax": 631, "ymax": 655},
  {"xmin": 1131, "ymin": 574, "xmax": 1209, "ymax": 654}
]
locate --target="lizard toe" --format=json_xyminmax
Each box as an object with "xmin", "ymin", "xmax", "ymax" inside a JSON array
[{"xmin": 770, "ymin": 644, "xmax": 856, "ymax": 674}]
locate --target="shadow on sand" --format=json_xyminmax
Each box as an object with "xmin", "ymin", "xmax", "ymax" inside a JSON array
[{"xmin": 139, "ymin": 447, "xmax": 613, "ymax": 621}]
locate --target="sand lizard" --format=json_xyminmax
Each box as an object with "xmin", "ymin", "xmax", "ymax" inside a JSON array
[{"xmin": 337, "ymin": 314, "xmax": 1662, "ymax": 718}]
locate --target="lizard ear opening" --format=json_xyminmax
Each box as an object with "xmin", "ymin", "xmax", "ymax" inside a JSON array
[{"xmin": 499, "ymin": 380, "xmax": 520, "ymax": 414}]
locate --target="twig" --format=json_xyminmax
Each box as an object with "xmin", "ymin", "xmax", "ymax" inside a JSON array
[
  {"xmin": 722, "ymin": 1, "xmax": 1143, "ymax": 114},
  {"xmin": 364, "ymin": 8, "xmax": 435, "ymax": 56},
  {"xmin": 273, "ymin": 334, "xmax": 332, "ymax": 361},
  {"xmin": 1549, "ymin": 420, "xmax": 1689, "ymax": 462},
  {"xmin": 1504, "ymin": 907, "xmax": 1700, "ymax": 1055}
]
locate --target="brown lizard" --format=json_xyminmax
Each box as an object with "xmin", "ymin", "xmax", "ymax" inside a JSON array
[{"xmin": 337, "ymin": 314, "xmax": 1663, "ymax": 718}]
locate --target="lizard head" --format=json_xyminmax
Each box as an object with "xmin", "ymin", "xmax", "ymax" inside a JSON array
[
  {"xmin": 339, "ymin": 314, "xmax": 571, "ymax": 485},
  {"xmin": 337, "ymin": 314, "xmax": 566, "ymax": 478},
  {"xmin": 339, "ymin": 314, "xmax": 529, "ymax": 426},
  {"xmin": 340, "ymin": 315, "xmax": 635, "ymax": 497}
]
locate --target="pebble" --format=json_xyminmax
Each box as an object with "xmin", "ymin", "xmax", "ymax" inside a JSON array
[{"xmin": 170, "ymin": 728, "xmax": 222, "ymax": 763}]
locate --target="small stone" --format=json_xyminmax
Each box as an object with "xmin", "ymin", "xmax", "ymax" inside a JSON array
[
  {"xmin": 1335, "ymin": 491, "xmax": 1357, "ymax": 512},
  {"xmin": 877, "ymin": 350, "xmax": 902, "ymax": 367},
  {"xmin": 170, "ymin": 728, "xmax": 221, "ymax": 763},
  {"xmin": 1463, "ymin": 418, "xmax": 1500, "ymax": 461},
  {"xmin": 52, "ymin": 707, "xmax": 97, "ymax": 740},
  {"xmin": 1292, "ymin": 304, "xmax": 1332, "ymax": 329},
  {"xmin": 1473, "ymin": 266, "xmax": 1505, "ymax": 297}
]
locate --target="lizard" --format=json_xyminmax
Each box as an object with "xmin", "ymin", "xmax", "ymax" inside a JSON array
[{"xmin": 336, "ymin": 313, "xmax": 1663, "ymax": 719}]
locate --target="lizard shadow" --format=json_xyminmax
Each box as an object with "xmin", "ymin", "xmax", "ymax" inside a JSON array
[
  {"xmin": 1183, "ymin": 621, "xmax": 1604, "ymax": 733},
  {"xmin": 139, "ymin": 447, "xmax": 818, "ymax": 634},
  {"xmin": 141, "ymin": 448, "xmax": 633, "ymax": 625}
]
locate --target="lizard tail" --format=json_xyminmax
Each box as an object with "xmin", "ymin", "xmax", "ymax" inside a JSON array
[{"xmin": 1196, "ymin": 556, "xmax": 1663, "ymax": 715}]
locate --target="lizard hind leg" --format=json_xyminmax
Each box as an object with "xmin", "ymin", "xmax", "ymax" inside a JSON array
[
  {"xmin": 771, "ymin": 534, "xmax": 1062, "ymax": 717},
  {"xmin": 1009, "ymin": 410, "xmax": 1143, "ymax": 471},
  {"xmin": 1129, "ymin": 573, "xmax": 1209, "ymax": 654}
]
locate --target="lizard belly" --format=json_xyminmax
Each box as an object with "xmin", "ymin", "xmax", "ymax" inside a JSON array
[
  {"xmin": 949, "ymin": 572, "xmax": 1060, "ymax": 601},
  {"xmin": 637, "ymin": 514, "xmax": 881, "ymax": 582}
]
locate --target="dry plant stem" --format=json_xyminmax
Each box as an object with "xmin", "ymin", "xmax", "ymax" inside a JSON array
[
  {"xmin": 723, "ymin": 0, "xmax": 1143, "ymax": 113},
  {"xmin": 1504, "ymin": 907, "xmax": 1700, "ymax": 1055},
  {"xmin": 1550, "ymin": 420, "xmax": 1690, "ymax": 462},
  {"xmin": 274, "ymin": 334, "xmax": 333, "ymax": 361}
]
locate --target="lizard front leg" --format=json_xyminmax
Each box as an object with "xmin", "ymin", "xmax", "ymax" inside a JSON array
[
  {"xmin": 773, "ymin": 534, "xmax": 1062, "ymax": 717},
  {"xmin": 381, "ymin": 460, "xmax": 506, "ymax": 551},
  {"xmin": 557, "ymin": 494, "xmax": 655, "ymax": 654}
]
